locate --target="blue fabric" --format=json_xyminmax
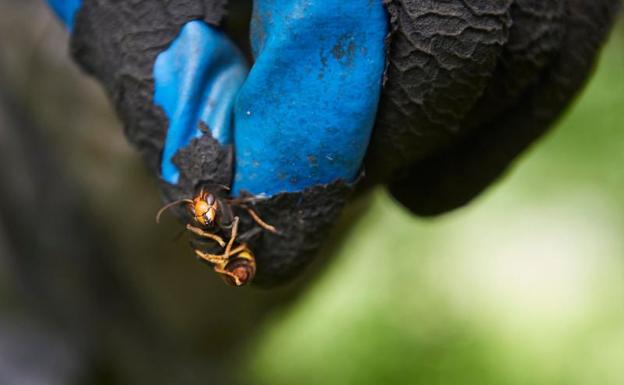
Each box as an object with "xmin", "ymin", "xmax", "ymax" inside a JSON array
[
  {"xmin": 46, "ymin": 0, "xmax": 388, "ymax": 196},
  {"xmin": 232, "ymin": 0, "xmax": 387, "ymax": 196},
  {"xmin": 47, "ymin": 0, "xmax": 82, "ymax": 30},
  {"xmin": 154, "ymin": 21, "xmax": 248, "ymax": 184}
]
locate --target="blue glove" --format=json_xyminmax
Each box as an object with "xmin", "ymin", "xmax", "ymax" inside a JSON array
[
  {"xmin": 49, "ymin": 0, "xmax": 386, "ymax": 198},
  {"xmin": 232, "ymin": 1, "xmax": 386, "ymax": 196},
  {"xmin": 47, "ymin": 0, "xmax": 81, "ymax": 30},
  {"xmin": 47, "ymin": 0, "xmax": 387, "ymax": 285},
  {"xmin": 46, "ymin": 0, "xmax": 619, "ymax": 285}
]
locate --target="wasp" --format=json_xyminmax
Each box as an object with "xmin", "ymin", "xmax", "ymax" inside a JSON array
[{"xmin": 156, "ymin": 185, "xmax": 276, "ymax": 286}]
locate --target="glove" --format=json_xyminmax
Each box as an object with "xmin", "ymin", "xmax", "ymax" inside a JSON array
[
  {"xmin": 47, "ymin": 0, "xmax": 620, "ymax": 285},
  {"xmin": 370, "ymin": 0, "xmax": 621, "ymax": 216}
]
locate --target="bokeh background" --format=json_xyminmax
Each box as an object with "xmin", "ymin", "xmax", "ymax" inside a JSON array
[{"xmin": 0, "ymin": 1, "xmax": 623, "ymax": 384}]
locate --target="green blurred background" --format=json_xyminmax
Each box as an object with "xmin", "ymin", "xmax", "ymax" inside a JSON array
[{"xmin": 244, "ymin": 18, "xmax": 624, "ymax": 385}]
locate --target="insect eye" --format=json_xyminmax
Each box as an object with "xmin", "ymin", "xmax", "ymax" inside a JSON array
[
  {"xmin": 206, "ymin": 194, "xmax": 215, "ymax": 206},
  {"xmin": 204, "ymin": 207, "xmax": 217, "ymax": 222}
]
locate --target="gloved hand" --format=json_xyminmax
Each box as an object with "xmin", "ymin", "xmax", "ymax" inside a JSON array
[{"xmin": 47, "ymin": 0, "xmax": 619, "ymax": 285}]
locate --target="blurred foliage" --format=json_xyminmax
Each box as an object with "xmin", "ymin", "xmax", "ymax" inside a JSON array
[{"xmin": 244, "ymin": 17, "xmax": 624, "ymax": 385}]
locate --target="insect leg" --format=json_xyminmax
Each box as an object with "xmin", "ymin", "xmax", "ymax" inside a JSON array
[
  {"xmin": 227, "ymin": 196, "xmax": 266, "ymax": 204},
  {"xmin": 186, "ymin": 224, "xmax": 226, "ymax": 247},
  {"xmin": 227, "ymin": 244, "xmax": 248, "ymax": 257},
  {"xmin": 237, "ymin": 227, "xmax": 262, "ymax": 243},
  {"xmin": 194, "ymin": 249, "xmax": 228, "ymax": 264},
  {"xmin": 240, "ymin": 205, "xmax": 277, "ymax": 233},
  {"xmin": 224, "ymin": 216, "xmax": 240, "ymax": 259}
]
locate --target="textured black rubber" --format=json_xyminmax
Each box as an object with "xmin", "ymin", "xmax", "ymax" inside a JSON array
[
  {"xmin": 71, "ymin": 0, "xmax": 228, "ymax": 173},
  {"xmin": 368, "ymin": 0, "xmax": 620, "ymax": 216},
  {"xmin": 67, "ymin": 0, "xmax": 620, "ymax": 284}
]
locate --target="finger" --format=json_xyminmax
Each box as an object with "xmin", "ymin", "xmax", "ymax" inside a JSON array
[{"xmin": 389, "ymin": 0, "xmax": 620, "ymax": 216}]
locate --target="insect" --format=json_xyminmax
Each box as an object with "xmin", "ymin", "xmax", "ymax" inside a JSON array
[
  {"xmin": 156, "ymin": 184, "xmax": 276, "ymax": 286},
  {"xmin": 195, "ymin": 242, "xmax": 257, "ymax": 287}
]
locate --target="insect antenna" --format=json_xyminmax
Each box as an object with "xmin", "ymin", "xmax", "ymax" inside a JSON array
[
  {"xmin": 214, "ymin": 183, "xmax": 231, "ymax": 191},
  {"xmin": 155, "ymin": 199, "xmax": 193, "ymax": 223},
  {"xmin": 198, "ymin": 183, "xmax": 231, "ymax": 193}
]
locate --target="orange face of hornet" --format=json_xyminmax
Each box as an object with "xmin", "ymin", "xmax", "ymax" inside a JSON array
[{"xmin": 191, "ymin": 190, "xmax": 219, "ymax": 226}]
